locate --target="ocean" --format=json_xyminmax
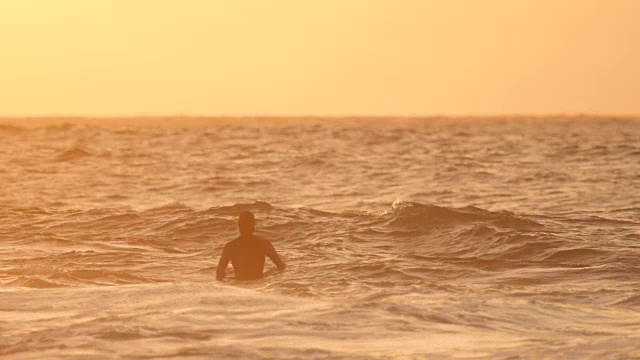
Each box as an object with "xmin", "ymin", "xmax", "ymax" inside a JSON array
[{"xmin": 1, "ymin": 117, "xmax": 639, "ymax": 359}]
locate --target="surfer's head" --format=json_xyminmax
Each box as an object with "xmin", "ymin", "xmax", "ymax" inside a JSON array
[{"xmin": 238, "ymin": 211, "xmax": 255, "ymax": 236}]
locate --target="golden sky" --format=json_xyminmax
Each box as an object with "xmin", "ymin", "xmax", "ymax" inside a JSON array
[{"xmin": 1, "ymin": 0, "xmax": 639, "ymax": 116}]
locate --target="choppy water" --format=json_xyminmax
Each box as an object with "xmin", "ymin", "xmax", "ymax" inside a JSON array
[{"xmin": 1, "ymin": 117, "xmax": 639, "ymax": 359}]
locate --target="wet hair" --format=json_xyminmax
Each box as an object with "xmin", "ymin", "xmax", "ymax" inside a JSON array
[{"xmin": 238, "ymin": 211, "xmax": 255, "ymax": 234}]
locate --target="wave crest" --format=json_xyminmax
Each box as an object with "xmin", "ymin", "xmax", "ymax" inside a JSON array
[
  {"xmin": 203, "ymin": 200, "xmax": 274, "ymax": 215},
  {"xmin": 380, "ymin": 201, "xmax": 541, "ymax": 230}
]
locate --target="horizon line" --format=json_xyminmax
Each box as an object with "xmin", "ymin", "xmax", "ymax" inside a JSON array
[{"xmin": 1, "ymin": 112, "xmax": 639, "ymax": 121}]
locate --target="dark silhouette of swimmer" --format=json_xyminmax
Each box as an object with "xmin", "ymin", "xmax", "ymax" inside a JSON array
[{"xmin": 216, "ymin": 211, "xmax": 285, "ymax": 281}]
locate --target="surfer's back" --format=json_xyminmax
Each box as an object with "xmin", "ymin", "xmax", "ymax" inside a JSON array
[
  {"xmin": 216, "ymin": 211, "xmax": 286, "ymax": 281},
  {"xmin": 223, "ymin": 235, "xmax": 268, "ymax": 280}
]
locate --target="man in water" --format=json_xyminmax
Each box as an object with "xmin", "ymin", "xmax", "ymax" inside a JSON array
[{"xmin": 216, "ymin": 211, "xmax": 286, "ymax": 281}]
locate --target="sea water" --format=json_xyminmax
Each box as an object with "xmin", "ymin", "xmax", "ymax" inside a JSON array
[{"xmin": 0, "ymin": 117, "xmax": 639, "ymax": 359}]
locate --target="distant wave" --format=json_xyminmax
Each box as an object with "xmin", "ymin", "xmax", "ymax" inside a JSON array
[
  {"xmin": 56, "ymin": 147, "xmax": 92, "ymax": 161},
  {"xmin": 6, "ymin": 276, "xmax": 66, "ymax": 288},
  {"xmin": 0, "ymin": 124, "xmax": 25, "ymax": 133}
]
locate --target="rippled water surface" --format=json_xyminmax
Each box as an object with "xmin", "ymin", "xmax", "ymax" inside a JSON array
[{"xmin": 1, "ymin": 117, "xmax": 639, "ymax": 359}]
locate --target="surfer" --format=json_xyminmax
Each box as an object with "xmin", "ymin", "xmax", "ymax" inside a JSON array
[{"xmin": 216, "ymin": 211, "xmax": 286, "ymax": 281}]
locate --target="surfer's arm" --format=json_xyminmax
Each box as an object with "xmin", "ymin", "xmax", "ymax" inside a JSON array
[
  {"xmin": 216, "ymin": 244, "xmax": 231, "ymax": 280},
  {"xmin": 264, "ymin": 240, "xmax": 286, "ymax": 271}
]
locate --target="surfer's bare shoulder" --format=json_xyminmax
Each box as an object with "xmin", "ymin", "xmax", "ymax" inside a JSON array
[{"xmin": 256, "ymin": 236, "xmax": 286, "ymax": 271}]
